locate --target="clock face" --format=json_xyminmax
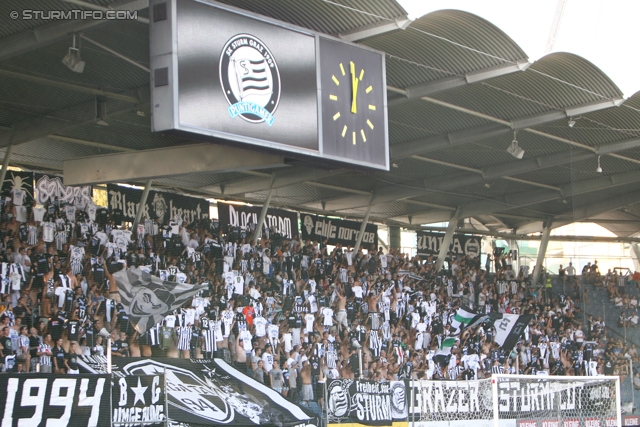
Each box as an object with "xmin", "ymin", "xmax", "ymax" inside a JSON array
[{"xmin": 319, "ymin": 37, "xmax": 388, "ymax": 169}]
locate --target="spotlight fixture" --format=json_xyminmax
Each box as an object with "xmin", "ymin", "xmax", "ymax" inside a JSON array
[
  {"xmin": 568, "ymin": 118, "xmax": 576, "ymax": 128},
  {"xmin": 507, "ymin": 130, "xmax": 524, "ymax": 159},
  {"xmin": 596, "ymin": 155, "xmax": 602, "ymax": 173},
  {"xmin": 392, "ymin": 162, "xmax": 399, "ymax": 168},
  {"xmin": 484, "ymin": 182, "xmax": 491, "ymax": 188},
  {"xmin": 62, "ymin": 34, "xmax": 85, "ymax": 73}
]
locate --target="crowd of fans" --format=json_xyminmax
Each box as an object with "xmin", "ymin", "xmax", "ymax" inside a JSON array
[{"xmin": 0, "ymin": 187, "xmax": 638, "ymax": 407}]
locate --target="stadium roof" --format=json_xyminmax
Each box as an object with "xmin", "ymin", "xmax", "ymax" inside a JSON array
[{"xmin": 2, "ymin": 0, "xmax": 640, "ymax": 239}]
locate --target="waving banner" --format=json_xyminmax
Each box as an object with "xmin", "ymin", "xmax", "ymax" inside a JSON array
[
  {"xmin": 217, "ymin": 201, "xmax": 298, "ymax": 239},
  {"xmin": 0, "ymin": 374, "xmax": 109, "ymax": 427},
  {"xmin": 35, "ymin": 173, "xmax": 92, "ymax": 207},
  {"xmin": 300, "ymin": 214, "xmax": 378, "ymax": 248},
  {"xmin": 112, "ymin": 267, "xmax": 208, "ymax": 334},
  {"xmin": 416, "ymin": 231, "xmax": 482, "ymax": 258},
  {"xmin": 327, "ymin": 379, "xmax": 391, "ymax": 426}
]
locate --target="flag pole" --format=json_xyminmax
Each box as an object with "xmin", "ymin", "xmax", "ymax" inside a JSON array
[{"xmin": 107, "ymin": 337, "xmax": 112, "ymax": 374}]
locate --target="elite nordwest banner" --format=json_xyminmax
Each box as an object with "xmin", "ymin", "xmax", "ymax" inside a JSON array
[
  {"xmin": 107, "ymin": 184, "xmax": 209, "ymax": 225},
  {"xmin": 112, "ymin": 374, "xmax": 166, "ymax": 427},
  {"xmin": 301, "ymin": 214, "xmax": 378, "ymax": 248},
  {"xmin": 0, "ymin": 374, "xmax": 110, "ymax": 427},
  {"xmin": 416, "ymin": 231, "xmax": 482, "ymax": 258},
  {"xmin": 327, "ymin": 379, "xmax": 392, "ymax": 426},
  {"xmin": 217, "ymin": 201, "xmax": 299, "ymax": 239}
]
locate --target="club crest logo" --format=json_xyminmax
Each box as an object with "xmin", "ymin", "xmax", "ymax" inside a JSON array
[{"xmin": 219, "ymin": 34, "xmax": 281, "ymax": 126}]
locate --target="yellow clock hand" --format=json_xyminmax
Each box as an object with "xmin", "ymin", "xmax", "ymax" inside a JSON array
[{"xmin": 350, "ymin": 61, "xmax": 358, "ymax": 114}]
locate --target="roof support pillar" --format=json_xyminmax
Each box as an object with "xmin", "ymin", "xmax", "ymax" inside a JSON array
[
  {"xmin": 354, "ymin": 193, "xmax": 375, "ymax": 254},
  {"xmin": 253, "ymin": 175, "xmax": 276, "ymax": 241},
  {"xmin": 0, "ymin": 144, "xmax": 13, "ymax": 191},
  {"xmin": 131, "ymin": 179, "xmax": 152, "ymax": 231},
  {"xmin": 435, "ymin": 210, "xmax": 460, "ymax": 272},
  {"xmin": 532, "ymin": 219, "xmax": 553, "ymax": 286}
]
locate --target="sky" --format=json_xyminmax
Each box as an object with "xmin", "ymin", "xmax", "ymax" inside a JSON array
[{"xmin": 396, "ymin": 0, "xmax": 640, "ymax": 98}]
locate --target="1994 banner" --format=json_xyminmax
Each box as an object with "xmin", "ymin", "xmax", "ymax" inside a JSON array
[{"xmin": 0, "ymin": 374, "xmax": 109, "ymax": 427}]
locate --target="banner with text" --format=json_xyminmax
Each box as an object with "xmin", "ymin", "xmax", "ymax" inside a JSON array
[
  {"xmin": 416, "ymin": 231, "xmax": 482, "ymax": 258},
  {"xmin": 327, "ymin": 379, "xmax": 391, "ymax": 426},
  {"xmin": 217, "ymin": 202, "xmax": 298, "ymax": 239},
  {"xmin": 112, "ymin": 374, "xmax": 166, "ymax": 427},
  {"xmin": 301, "ymin": 214, "xmax": 378, "ymax": 248},
  {"xmin": 82, "ymin": 357, "xmax": 318, "ymax": 427},
  {"xmin": 0, "ymin": 374, "xmax": 109, "ymax": 427},
  {"xmin": 35, "ymin": 173, "xmax": 92, "ymax": 207},
  {"xmin": 107, "ymin": 184, "xmax": 209, "ymax": 225}
]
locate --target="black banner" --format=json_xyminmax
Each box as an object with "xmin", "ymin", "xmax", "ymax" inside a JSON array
[
  {"xmin": 416, "ymin": 231, "xmax": 482, "ymax": 258},
  {"xmin": 300, "ymin": 214, "xmax": 378, "ymax": 248},
  {"xmin": 0, "ymin": 374, "xmax": 109, "ymax": 427},
  {"xmin": 327, "ymin": 379, "xmax": 391, "ymax": 426},
  {"xmin": 35, "ymin": 173, "xmax": 92, "ymax": 207},
  {"xmin": 82, "ymin": 357, "xmax": 318, "ymax": 427},
  {"xmin": 1, "ymin": 171, "xmax": 33, "ymax": 199},
  {"xmin": 217, "ymin": 201, "xmax": 299, "ymax": 239},
  {"xmin": 107, "ymin": 184, "xmax": 209, "ymax": 225},
  {"xmin": 112, "ymin": 374, "xmax": 166, "ymax": 427}
]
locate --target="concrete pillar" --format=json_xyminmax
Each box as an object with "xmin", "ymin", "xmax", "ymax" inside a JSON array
[
  {"xmin": 131, "ymin": 179, "xmax": 152, "ymax": 230},
  {"xmin": 353, "ymin": 193, "xmax": 375, "ymax": 254},
  {"xmin": 435, "ymin": 211, "xmax": 460, "ymax": 272},
  {"xmin": 254, "ymin": 175, "xmax": 276, "ymax": 241},
  {"xmin": 532, "ymin": 219, "xmax": 553, "ymax": 286},
  {"xmin": 0, "ymin": 145, "xmax": 14, "ymax": 190}
]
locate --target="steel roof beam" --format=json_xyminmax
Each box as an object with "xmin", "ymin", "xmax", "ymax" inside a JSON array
[
  {"xmin": 515, "ymin": 190, "xmax": 640, "ymax": 234},
  {"xmin": 63, "ymin": 144, "xmax": 285, "ymax": 185},
  {"xmin": 391, "ymin": 98, "xmax": 624, "ymax": 160},
  {"xmin": 339, "ymin": 17, "xmax": 412, "ymax": 42},
  {"xmin": 389, "ymin": 60, "xmax": 530, "ymax": 106},
  {"xmin": 0, "ymin": 99, "xmax": 141, "ymax": 149},
  {"xmin": 201, "ymin": 168, "xmax": 342, "ymax": 195},
  {"xmin": 0, "ymin": 0, "xmax": 149, "ymax": 62},
  {"xmin": 398, "ymin": 171, "xmax": 640, "ymax": 226},
  {"xmin": 0, "ymin": 69, "xmax": 141, "ymax": 103}
]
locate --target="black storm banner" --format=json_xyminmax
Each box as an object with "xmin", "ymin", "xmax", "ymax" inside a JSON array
[
  {"xmin": 107, "ymin": 184, "xmax": 209, "ymax": 225},
  {"xmin": 327, "ymin": 379, "xmax": 391, "ymax": 426},
  {"xmin": 0, "ymin": 374, "xmax": 109, "ymax": 427},
  {"xmin": 217, "ymin": 202, "xmax": 299, "ymax": 239},
  {"xmin": 416, "ymin": 231, "xmax": 482, "ymax": 258},
  {"xmin": 35, "ymin": 173, "xmax": 92, "ymax": 207},
  {"xmin": 112, "ymin": 375, "xmax": 166, "ymax": 427},
  {"xmin": 300, "ymin": 214, "xmax": 378, "ymax": 248},
  {"xmin": 83, "ymin": 357, "xmax": 318, "ymax": 427}
]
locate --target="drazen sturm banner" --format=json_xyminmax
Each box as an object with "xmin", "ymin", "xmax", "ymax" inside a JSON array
[
  {"xmin": 35, "ymin": 173, "xmax": 92, "ymax": 207},
  {"xmin": 300, "ymin": 214, "xmax": 378, "ymax": 248},
  {"xmin": 327, "ymin": 379, "xmax": 392, "ymax": 426},
  {"xmin": 80, "ymin": 356, "xmax": 318, "ymax": 427},
  {"xmin": 112, "ymin": 374, "xmax": 166, "ymax": 427},
  {"xmin": 216, "ymin": 201, "xmax": 299, "ymax": 239},
  {"xmin": 416, "ymin": 231, "xmax": 482, "ymax": 258},
  {"xmin": 107, "ymin": 184, "xmax": 210, "ymax": 225},
  {"xmin": 0, "ymin": 374, "xmax": 109, "ymax": 427}
]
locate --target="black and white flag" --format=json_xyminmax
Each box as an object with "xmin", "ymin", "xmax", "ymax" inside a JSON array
[
  {"xmin": 493, "ymin": 314, "xmax": 534, "ymax": 351},
  {"xmin": 112, "ymin": 267, "xmax": 207, "ymax": 334}
]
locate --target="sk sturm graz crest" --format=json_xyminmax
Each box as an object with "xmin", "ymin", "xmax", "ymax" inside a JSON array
[{"xmin": 220, "ymin": 34, "xmax": 281, "ymax": 126}]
